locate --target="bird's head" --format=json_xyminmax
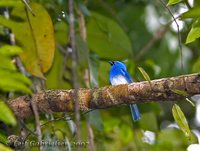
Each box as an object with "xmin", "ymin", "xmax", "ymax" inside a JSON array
[{"xmin": 109, "ymin": 61, "xmax": 127, "ymax": 71}]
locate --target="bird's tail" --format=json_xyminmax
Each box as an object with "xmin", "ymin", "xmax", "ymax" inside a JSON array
[{"xmin": 130, "ymin": 104, "xmax": 141, "ymax": 121}]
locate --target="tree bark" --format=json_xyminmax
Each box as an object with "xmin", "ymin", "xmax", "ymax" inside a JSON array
[{"xmin": 8, "ymin": 73, "xmax": 200, "ymax": 119}]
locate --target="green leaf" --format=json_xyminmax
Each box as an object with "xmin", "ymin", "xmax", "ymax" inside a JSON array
[
  {"xmin": 0, "ymin": 133, "xmax": 7, "ymax": 144},
  {"xmin": 172, "ymin": 104, "xmax": 192, "ymax": 139},
  {"xmin": 0, "ymin": 143, "xmax": 13, "ymax": 151},
  {"xmin": 0, "ymin": 45, "xmax": 22, "ymax": 56},
  {"xmin": 98, "ymin": 61, "xmax": 110, "ymax": 86},
  {"xmin": 138, "ymin": 67, "xmax": 152, "ymax": 87},
  {"xmin": 186, "ymin": 98, "xmax": 195, "ymax": 107},
  {"xmin": 0, "ymin": 70, "xmax": 32, "ymax": 94},
  {"xmin": 192, "ymin": 57, "xmax": 200, "ymax": 72},
  {"xmin": 0, "ymin": 0, "xmax": 23, "ymax": 7},
  {"xmin": 87, "ymin": 12, "xmax": 132, "ymax": 60},
  {"xmin": 171, "ymin": 89, "xmax": 189, "ymax": 96},
  {"xmin": 180, "ymin": 7, "xmax": 200, "ymax": 19},
  {"xmin": 0, "ymin": 101, "xmax": 16, "ymax": 126},
  {"xmin": 186, "ymin": 18, "xmax": 200, "ymax": 44},
  {"xmin": 167, "ymin": 0, "xmax": 182, "ymax": 5},
  {"xmin": 0, "ymin": 2, "xmax": 55, "ymax": 78},
  {"xmin": 45, "ymin": 49, "xmax": 70, "ymax": 89},
  {"xmin": 0, "ymin": 56, "xmax": 16, "ymax": 71}
]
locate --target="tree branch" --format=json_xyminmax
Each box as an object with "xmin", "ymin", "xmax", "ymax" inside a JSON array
[{"xmin": 8, "ymin": 73, "xmax": 200, "ymax": 119}]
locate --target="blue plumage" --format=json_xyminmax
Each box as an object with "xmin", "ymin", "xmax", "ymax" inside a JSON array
[{"xmin": 109, "ymin": 61, "xmax": 141, "ymax": 121}]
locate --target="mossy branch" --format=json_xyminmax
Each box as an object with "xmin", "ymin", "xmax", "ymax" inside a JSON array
[{"xmin": 8, "ymin": 73, "xmax": 200, "ymax": 119}]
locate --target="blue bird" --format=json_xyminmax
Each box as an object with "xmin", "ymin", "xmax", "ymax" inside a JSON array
[{"xmin": 109, "ymin": 61, "xmax": 141, "ymax": 121}]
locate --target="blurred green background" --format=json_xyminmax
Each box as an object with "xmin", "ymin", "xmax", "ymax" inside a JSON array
[{"xmin": 0, "ymin": 0, "xmax": 200, "ymax": 151}]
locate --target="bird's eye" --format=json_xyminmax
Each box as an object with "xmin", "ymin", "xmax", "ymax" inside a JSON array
[{"xmin": 109, "ymin": 61, "xmax": 115, "ymax": 66}]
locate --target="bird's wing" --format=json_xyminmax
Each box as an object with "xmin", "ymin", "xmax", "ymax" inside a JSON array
[{"xmin": 121, "ymin": 68, "xmax": 133, "ymax": 83}]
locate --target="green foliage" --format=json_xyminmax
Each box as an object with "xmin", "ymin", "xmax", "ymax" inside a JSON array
[
  {"xmin": 139, "ymin": 112, "xmax": 158, "ymax": 132},
  {"xmin": 167, "ymin": 0, "xmax": 182, "ymax": 5},
  {"xmin": 0, "ymin": 0, "xmax": 199, "ymax": 150},
  {"xmin": 186, "ymin": 18, "xmax": 200, "ymax": 44},
  {"xmin": 0, "ymin": 45, "xmax": 31, "ymax": 93},
  {"xmin": 171, "ymin": 89, "xmax": 189, "ymax": 97},
  {"xmin": 0, "ymin": 101, "xmax": 16, "ymax": 126},
  {"xmin": 0, "ymin": 133, "xmax": 7, "ymax": 144},
  {"xmin": 138, "ymin": 67, "xmax": 152, "ymax": 87},
  {"xmin": 87, "ymin": 12, "xmax": 132, "ymax": 60},
  {"xmin": 180, "ymin": 7, "xmax": 200, "ymax": 19},
  {"xmin": 0, "ymin": 0, "xmax": 23, "ymax": 7},
  {"xmin": 54, "ymin": 21, "xmax": 68, "ymax": 45},
  {"xmin": 0, "ymin": 143, "xmax": 13, "ymax": 151},
  {"xmin": 0, "ymin": 2, "xmax": 55, "ymax": 78},
  {"xmin": 157, "ymin": 129, "xmax": 189, "ymax": 150},
  {"xmin": 172, "ymin": 104, "xmax": 192, "ymax": 140}
]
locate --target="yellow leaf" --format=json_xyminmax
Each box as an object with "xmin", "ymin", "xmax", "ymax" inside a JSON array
[{"xmin": 0, "ymin": 2, "xmax": 55, "ymax": 78}]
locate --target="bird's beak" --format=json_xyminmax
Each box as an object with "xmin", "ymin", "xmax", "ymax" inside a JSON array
[{"xmin": 109, "ymin": 61, "xmax": 114, "ymax": 66}]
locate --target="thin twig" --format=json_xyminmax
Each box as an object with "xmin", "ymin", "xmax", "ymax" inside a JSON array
[
  {"xmin": 21, "ymin": 0, "xmax": 35, "ymax": 16},
  {"xmin": 77, "ymin": 8, "xmax": 96, "ymax": 151},
  {"xmin": 25, "ymin": 7, "xmax": 43, "ymax": 151},
  {"xmin": 159, "ymin": 0, "xmax": 184, "ymax": 71},
  {"xmin": 184, "ymin": 0, "xmax": 191, "ymax": 9},
  {"xmin": 69, "ymin": 0, "xmax": 82, "ymax": 150},
  {"xmin": 30, "ymin": 97, "xmax": 43, "ymax": 151}
]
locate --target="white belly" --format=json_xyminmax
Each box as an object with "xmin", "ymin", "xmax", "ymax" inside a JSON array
[{"xmin": 110, "ymin": 75, "xmax": 128, "ymax": 85}]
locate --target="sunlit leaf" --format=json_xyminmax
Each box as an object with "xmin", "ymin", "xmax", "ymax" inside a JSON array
[
  {"xmin": 0, "ymin": 0, "xmax": 23, "ymax": 7},
  {"xmin": 0, "ymin": 45, "xmax": 22, "ymax": 56},
  {"xmin": 0, "ymin": 143, "xmax": 13, "ymax": 151},
  {"xmin": 167, "ymin": 0, "xmax": 182, "ymax": 5},
  {"xmin": 186, "ymin": 18, "xmax": 200, "ymax": 44},
  {"xmin": 138, "ymin": 67, "xmax": 152, "ymax": 87},
  {"xmin": 87, "ymin": 12, "xmax": 132, "ymax": 60},
  {"xmin": 0, "ymin": 2, "xmax": 55, "ymax": 78},
  {"xmin": 172, "ymin": 104, "xmax": 192, "ymax": 139},
  {"xmin": 180, "ymin": 7, "xmax": 200, "ymax": 19},
  {"xmin": 171, "ymin": 89, "xmax": 189, "ymax": 96},
  {"xmin": 0, "ymin": 101, "xmax": 16, "ymax": 126},
  {"xmin": 0, "ymin": 56, "xmax": 16, "ymax": 71}
]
